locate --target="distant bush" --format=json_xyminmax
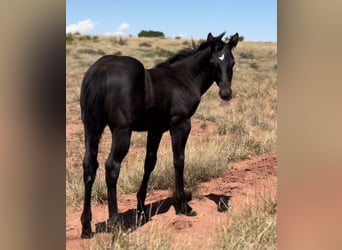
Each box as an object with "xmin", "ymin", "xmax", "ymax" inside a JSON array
[
  {"xmin": 138, "ymin": 30, "xmax": 165, "ymax": 38},
  {"xmin": 139, "ymin": 42, "xmax": 152, "ymax": 47},
  {"xmin": 92, "ymin": 36, "xmax": 99, "ymax": 42},
  {"xmin": 77, "ymin": 35, "xmax": 92, "ymax": 41},
  {"xmin": 249, "ymin": 62, "xmax": 260, "ymax": 70},
  {"xmin": 76, "ymin": 48, "xmax": 105, "ymax": 56},
  {"xmin": 239, "ymin": 51, "xmax": 254, "ymax": 59},
  {"xmin": 66, "ymin": 33, "xmax": 73, "ymax": 44},
  {"xmin": 142, "ymin": 47, "xmax": 173, "ymax": 58},
  {"xmin": 97, "ymin": 49, "xmax": 106, "ymax": 55},
  {"xmin": 112, "ymin": 37, "xmax": 127, "ymax": 46},
  {"xmin": 182, "ymin": 40, "xmax": 191, "ymax": 47},
  {"xmin": 155, "ymin": 47, "xmax": 173, "ymax": 57}
]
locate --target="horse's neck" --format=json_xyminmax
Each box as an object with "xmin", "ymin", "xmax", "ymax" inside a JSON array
[{"xmin": 179, "ymin": 48, "xmax": 214, "ymax": 96}]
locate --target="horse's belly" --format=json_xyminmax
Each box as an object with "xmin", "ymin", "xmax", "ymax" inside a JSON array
[{"xmin": 132, "ymin": 111, "xmax": 170, "ymax": 132}]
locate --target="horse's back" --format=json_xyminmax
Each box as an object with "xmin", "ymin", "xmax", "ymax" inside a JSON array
[
  {"xmin": 80, "ymin": 55, "xmax": 146, "ymax": 130},
  {"xmin": 82, "ymin": 55, "xmax": 144, "ymax": 86}
]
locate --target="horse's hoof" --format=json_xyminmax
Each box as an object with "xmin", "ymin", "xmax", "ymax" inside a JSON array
[
  {"xmin": 176, "ymin": 209, "xmax": 197, "ymax": 216},
  {"xmin": 177, "ymin": 208, "xmax": 197, "ymax": 216},
  {"xmin": 187, "ymin": 209, "xmax": 197, "ymax": 216},
  {"xmin": 176, "ymin": 206, "xmax": 197, "ymax": 217}
]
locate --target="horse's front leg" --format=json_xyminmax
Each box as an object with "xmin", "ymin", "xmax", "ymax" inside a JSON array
[{"xmin": 170, "ymin": 118, "xmax": 196, "ymax": 216}]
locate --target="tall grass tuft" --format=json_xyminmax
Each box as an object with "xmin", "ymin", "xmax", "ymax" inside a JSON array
[
  {"xmin": 216, "ymin": 198, "xmax": 277, "ymax": 249},
  {"xmin": 93, "ymin": 224, "xmax": 172, "ymax": 250}
]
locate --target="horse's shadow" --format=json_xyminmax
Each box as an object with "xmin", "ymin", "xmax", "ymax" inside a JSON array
[{"xmin": 94, "ymin": 193, "xmax": 231, "ymax": 235}]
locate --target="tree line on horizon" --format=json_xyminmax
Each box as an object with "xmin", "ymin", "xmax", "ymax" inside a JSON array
[{"xmin": 66, "ymin": 29, "xmax": 244, "ymax": 41}]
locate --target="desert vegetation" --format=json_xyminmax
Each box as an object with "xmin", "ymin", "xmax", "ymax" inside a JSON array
[
  {"xmin": 138, "ymin": 30, "xmax": 165, "ymax": 38},
  {"xmin": 66, "ymin": 34, "xmax": 277, "ymax": 249}
]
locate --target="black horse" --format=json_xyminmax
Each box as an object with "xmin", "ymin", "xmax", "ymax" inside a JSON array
[{"xmin": 80, "ymin": 32, "xmax": 239, "ymax": 238}]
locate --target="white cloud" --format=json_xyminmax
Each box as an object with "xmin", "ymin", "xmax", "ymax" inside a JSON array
[
  {"xmin": 118, "ymin": 22, "xmax": 130, "ymax": 32},
  {"xmin": 66, "ymin": 19, "xmax": 96, "ymax": 33},
  {"xmin": 105, "ymin": 22, "xmax": 131, "ymax": 36}
]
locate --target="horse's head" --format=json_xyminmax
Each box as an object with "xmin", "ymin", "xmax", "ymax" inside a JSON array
[{"xmin": 207, "ymin": 32, "xmax": 239, "ymax": 101}]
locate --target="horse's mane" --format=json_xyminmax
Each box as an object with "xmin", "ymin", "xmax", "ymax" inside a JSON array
[{"xmin": 154, "ymin": 40, "xmax": 210, "ymax": 68}]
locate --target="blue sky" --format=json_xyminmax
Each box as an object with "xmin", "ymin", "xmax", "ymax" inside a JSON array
[{"xmin": 66, "ymin": 1, "xmax": 277, "ymax": 42}]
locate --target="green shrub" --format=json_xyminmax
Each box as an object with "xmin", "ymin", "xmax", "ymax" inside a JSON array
[{"xmin": 138, "ymin": 30, "xmax": 165, "ymax": 38}]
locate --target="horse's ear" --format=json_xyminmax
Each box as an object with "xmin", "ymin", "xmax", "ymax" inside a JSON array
[
  {"xmin": 228, "ymin": 33, "xmax": 239, "ymax": 49},
  {"xmin": 216, "ymin": 32, "xmax": 226, "ymax": 41},
  {"xmin": 207, "ymin": 32, "xmax": 215, "ymax": 44}
]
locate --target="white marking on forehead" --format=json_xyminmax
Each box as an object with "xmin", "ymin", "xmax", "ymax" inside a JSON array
[{"xmin": 218, "ymin": 54, "xmax": 225, "ymax": 61}]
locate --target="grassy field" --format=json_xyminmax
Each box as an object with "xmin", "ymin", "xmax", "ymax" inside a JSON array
[{"xmin": 66, "ymin": 34, "xmax": 277, "ymax": 248}]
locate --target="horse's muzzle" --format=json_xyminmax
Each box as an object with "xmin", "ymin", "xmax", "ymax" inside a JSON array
[{"xmin": 219, "ymin": 89, "xmax": 232, "ymax": 101}]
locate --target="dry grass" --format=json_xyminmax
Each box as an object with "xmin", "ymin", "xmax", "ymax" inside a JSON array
[
  {"xmin": 215, "ymin": 197, "xmax": 277, "ymax": 250},
  {"xmin": 66, "ymin": 34, "xmax": 277, "ymax": 247},
  {"xmin": 88, "ymin": 224, "xmax": 173, "ymax": 250}
]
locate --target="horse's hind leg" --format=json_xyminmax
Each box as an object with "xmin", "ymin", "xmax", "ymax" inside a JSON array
[
  {"xmin": 81, "ymin": 125, "xmax": 105, "ymax": 238},
  {"xmin": 137, "ymin": 130, "xmax": 163, "ymax": 215},
  {"xmin": 105, "ymin": 128, "xmax": 132, "ymax": 225}
]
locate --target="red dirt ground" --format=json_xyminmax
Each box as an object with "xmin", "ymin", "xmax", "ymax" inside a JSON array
[{"xmin": 66, "ymin": 151, "xmax": 277, "ymax": 249}]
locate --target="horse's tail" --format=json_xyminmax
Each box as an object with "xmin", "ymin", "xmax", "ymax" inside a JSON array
[{"xmin": 80, "ymin": 66, "xmax": 107, "ymax": 140}]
